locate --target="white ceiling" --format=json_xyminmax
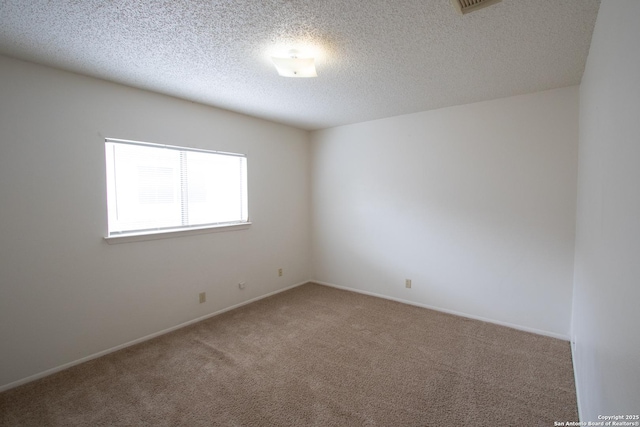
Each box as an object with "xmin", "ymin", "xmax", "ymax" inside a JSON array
[{"xmin": 0, "ymin": 0, "xmax": 600, "ymax": 130}]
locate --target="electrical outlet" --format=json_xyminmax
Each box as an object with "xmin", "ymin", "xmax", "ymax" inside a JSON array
[
  {"xmin": 199, "ymin": 292, "xmax": 206, "ymax": 303},
  {"xmin": 278, "ymin": 268, "xmax": 283, "ymax": 277},
  {"xmin": 405, "ymin": 279, "xmax": 412, "ymax": 289},
  {"xmin": 238, "ymin": 282, "xmax": 246, "ymax": 289}
]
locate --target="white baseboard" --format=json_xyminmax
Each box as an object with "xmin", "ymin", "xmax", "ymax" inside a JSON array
[
  {"xmin": 313, "ymin": 280, "xmax": 570, "ymax": 341},
  {"xmin": 570, "ymin": 337, "xmax": 584, "ymax": 421},
  {"xmin": 0, "ymin": 281, "xmax": 309, "ymax": 393}
]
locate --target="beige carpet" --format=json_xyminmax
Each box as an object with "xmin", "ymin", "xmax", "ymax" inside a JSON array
[{"xmin": 0, "ymin": 283, "xmax": 577, "ymax": 426}]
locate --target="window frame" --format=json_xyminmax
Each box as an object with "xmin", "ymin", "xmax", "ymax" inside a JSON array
[{"xmin": 103, "ymin": 138, "xmax": 251, "ymax": 244}]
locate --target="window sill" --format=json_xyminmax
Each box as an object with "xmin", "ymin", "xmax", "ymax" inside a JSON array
[{"xmin": 104, "ymin": 222, "xmax": 252, "ymax": 244}]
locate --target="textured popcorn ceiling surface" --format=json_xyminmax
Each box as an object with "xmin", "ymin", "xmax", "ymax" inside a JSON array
[{"xmin": 0, "ymin": 0, "xmax": 600, "ymax": 130}]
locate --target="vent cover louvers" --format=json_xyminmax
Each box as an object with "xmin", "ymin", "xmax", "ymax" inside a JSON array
[{"xmin": 451, "ymin": 0, "xmax": 502, "ymax": 15}]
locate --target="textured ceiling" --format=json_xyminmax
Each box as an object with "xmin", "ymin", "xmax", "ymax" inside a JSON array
[{"xmin": 0, "ymin": 0, "xmax": 600, "ymax": 130}]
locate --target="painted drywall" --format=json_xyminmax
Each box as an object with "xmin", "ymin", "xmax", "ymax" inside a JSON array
[
  {"xmin": 572, "ymin": 0, "xmax": 640, "ymax": 420},
  {"xmin": 0, "ymin": 55, "xmax": 310, "ymax": 389},
  {"xmin": 311, "ymin": 86, "xmax": 579, "ymax": 338}
]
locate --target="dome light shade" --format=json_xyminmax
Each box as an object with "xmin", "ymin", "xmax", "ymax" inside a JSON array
[{"xmin": 271, "ymin": 50, "xmax": 317, "ymax": 78}]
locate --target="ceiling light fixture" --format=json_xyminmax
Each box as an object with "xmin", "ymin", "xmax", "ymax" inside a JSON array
[{"xmin": 271, "ymin": 50, "xmax": 317, "ymax": 78}]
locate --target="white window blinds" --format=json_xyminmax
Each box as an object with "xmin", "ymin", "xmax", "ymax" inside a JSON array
[{"xmin": 105, "ymin": 138, "xmax": 248, "ymax": 237}]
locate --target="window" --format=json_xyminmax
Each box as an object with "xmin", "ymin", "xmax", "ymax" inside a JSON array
[{"xmin": 105, "ymin": 138, "xmax": 248, "ymax": 239}]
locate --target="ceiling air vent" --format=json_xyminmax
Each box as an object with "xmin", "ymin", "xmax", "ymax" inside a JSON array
[{"xmin": 451, "ymin": 0, "xmax": 502, "ymax": 15}]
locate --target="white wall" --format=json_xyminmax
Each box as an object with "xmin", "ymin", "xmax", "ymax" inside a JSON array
[
  {"xmin": 311, "ymin": 86, "xmax": 579, "ymax": 338},
  {"xmin": 0, "ymin": 55, "xmax": 310, "ymax": 389},
  {"xmin": 572, "ymin": 0, "xmax": 640, "ymax": 420}
]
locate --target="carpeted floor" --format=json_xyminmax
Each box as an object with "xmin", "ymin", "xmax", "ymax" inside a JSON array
[{"xmin": 0, "ymin": 283, "xmax": 577, "ymax": 426}]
